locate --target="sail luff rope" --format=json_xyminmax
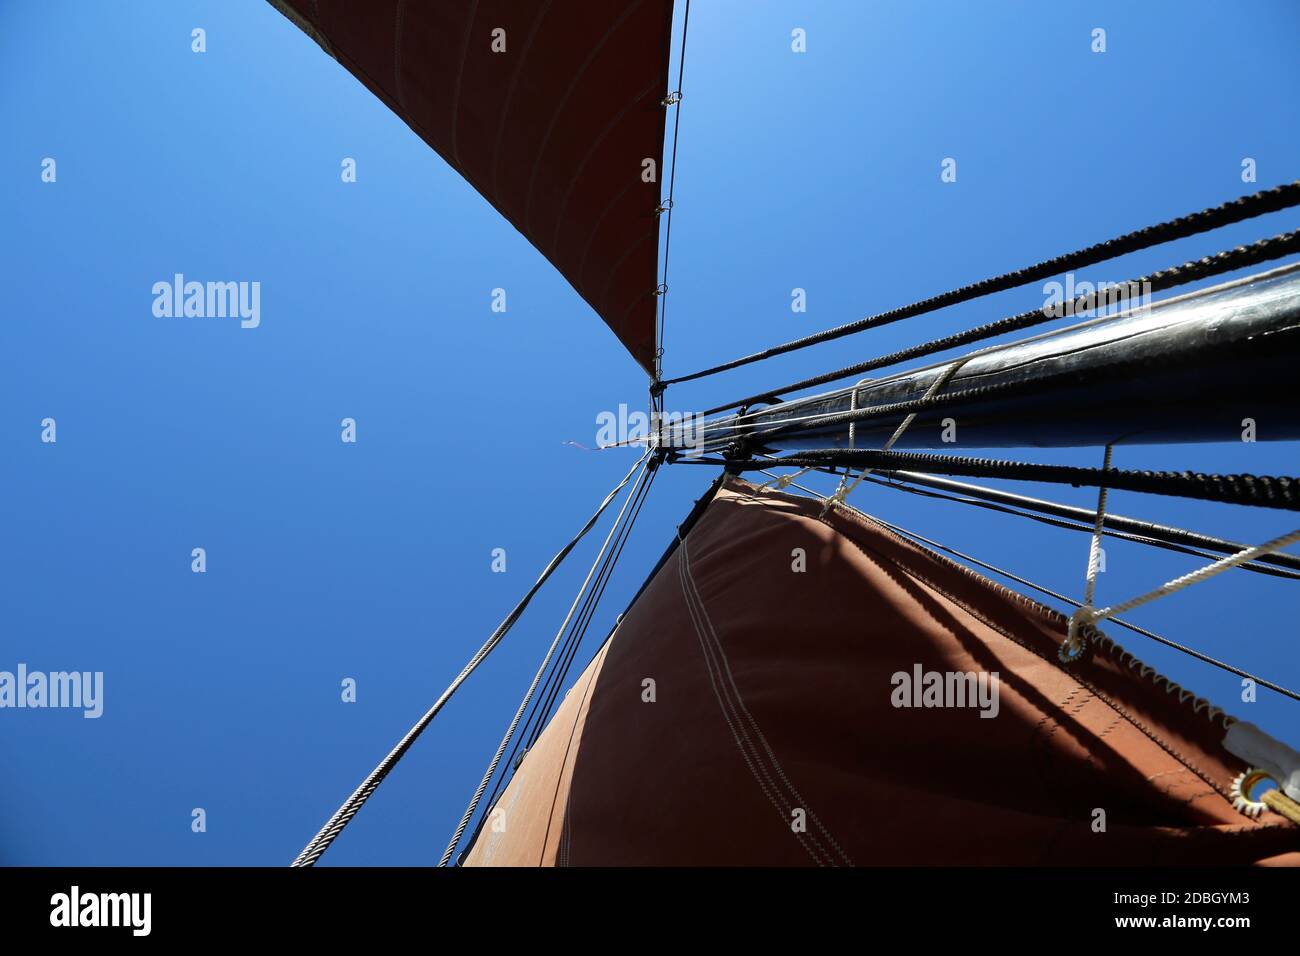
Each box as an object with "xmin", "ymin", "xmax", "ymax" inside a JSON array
[
  {"xmin": 288, "ymin": 449, "xmax": 650, "ymax": 867},
  {"xmin": 758, "ymin": 470, "xmax": 1300, "ymax": 704},
  {"xmin": 665, "ymin": 180, "xmax": 1300, "ymax": 390},
  {"xmin": 438, "ymin": 458, "xmax": 655, "ymax": 866}
]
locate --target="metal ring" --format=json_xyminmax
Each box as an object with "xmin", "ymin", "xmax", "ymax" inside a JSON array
[{"xmin": 1230, "ymin": 768, "xmax": 1277, "ymax": 818}]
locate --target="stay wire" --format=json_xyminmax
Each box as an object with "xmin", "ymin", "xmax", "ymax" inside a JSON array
[
  {"xmin": 288, "ymin": 449, "xmax": 649, "ymax": 868},
  {"xmin": 699, "ymin": 228, "xmax": 1300, "ymax": 415},
  {"xmin": 667, "ymin": 180, "xmax": 1300, "ymax": 390},
  {"xmin": 858, "ymin": 471, "xmax": 1300, "ymax": 580},
  {"xmin": 453, "ymin": 462, "xmax": 658, "ymax": 863},
  {"xmin": 655, "ymin": 0, "xmax": 691, "ymax": 379},
  {"xmin": 758, "ymin": 470, "xmax": 1300, "ymax": 704},
  {"xmin": 438, "ymin": 457, "xmax": 655, "ymax": 866}
]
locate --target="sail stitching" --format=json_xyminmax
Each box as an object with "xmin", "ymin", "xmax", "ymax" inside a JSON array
[
  {"xmin": 677, "ymin": 525, "xmax": 848, "ymax": 864},
  {"xmin": 677, "ymin": 531, "xmax": 853, "ymax": 864},
  {"xmin": 674, "ymin": 541, "xmax": 829, "ymax": 866},
  {"xmin": 522, "ymin": 0, "xmax": 645, "ymax": 236},
  {"xmin": 727, "ymin": 479, "xmax": 1239, "ymax": 803}
]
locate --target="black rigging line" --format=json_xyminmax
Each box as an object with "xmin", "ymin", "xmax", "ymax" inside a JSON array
[
  {"xmin": 853, "ymin": 471, "xmax": 1300, "ymax": 580},
  {"xmin": 530, "ymin": 461, "xmax": 657, "ymax": 748},
  {"xmin": 700, "ymin": 228, "xmax": 1300, "ymax": 415},
  {"xmin": 873, "ymin": 516, "xmax": 1300, "ymax": 705},
  {"xmin": 684, "ymin": 449, "xmax": 1300, "ymax": 512},
  {"xmin": 289, "ymin": 451, "xmax": 649, "ymax": 868},
  {"xmin": 454, "ymin": 463, "xmax": 659, "ymax": 863},
  {"xmin": 654, "ymin": 0, "xmax": 692, "ymax": 380},
  {"xmin": 761, "ymin": 468, "xmax": 1300, "ymax": 704},
  {"xmin": 701, "ymin": 316, "xmax": 1300, "ymax": 449},
  {"xmin": 665, "ymin": 180, "xmax": 1300, "ymax": 389}
]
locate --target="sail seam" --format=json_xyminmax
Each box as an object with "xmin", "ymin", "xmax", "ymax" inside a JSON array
[
  {"xmin": 728, "ymin": 479, "xmax": 1240, "ymax": 804},
  {"xmin": 677, "ymin": 530, "xmax": 853, "ymax": 865},
  {"xmin": 675, "ymin": 538, "xmax": 826, "ymax": 864}
]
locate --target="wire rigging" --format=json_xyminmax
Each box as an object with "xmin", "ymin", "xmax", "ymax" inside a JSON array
[
  {"xmin": 699, "ymin": 228, "xmax": 1300, "ymax": 416},
  {"xmin": 696, "ymin": 449, "xmax": 1300, "ymax": 512},
  {"xmin": 852, "ymin": 470, "xmax": 1300, "ymax": 580},
  {"xmin": 451, "ymin": 461, "xmax": 660, "ymax": 864},
  {"xmin": 288, "ymin": 450, "xmax": 650, "ymax": 868},
  {"xmin": 653, "ymin": 0, "xmax": 692, "ymax": 381},
  {"xmin": 666, "ymin": 180, "xmax": 1300, "ymax": 389},
  {"xmin": 758, "ymin": 470, "xmax": 1300, "ymax": 704},
  {"xmin": 438, "ymin": 458, "xmax": 656, "ymax": 866}
]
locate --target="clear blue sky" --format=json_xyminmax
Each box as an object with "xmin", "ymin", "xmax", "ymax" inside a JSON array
[{"xmin": 3, "ymin": 0, "xmax": 1298, "ymax": 865}]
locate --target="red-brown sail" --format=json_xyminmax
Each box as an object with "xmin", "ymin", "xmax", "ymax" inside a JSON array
[
  {"xmin": 270, "ymin": 0, "xmax": 674, "ymax": 374},
  {"xmin": 464, "ymin": 478, "xmax": 1299, "ymax": 865}
]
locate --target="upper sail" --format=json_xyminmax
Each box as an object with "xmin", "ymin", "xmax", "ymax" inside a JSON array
[
  {"xmin": 464, "ymin": 478, "xmax": 1299, "ymax": 866},
  {"xmin": 269, "ymin": 0, "xmax": 675, "ymax": 375}
]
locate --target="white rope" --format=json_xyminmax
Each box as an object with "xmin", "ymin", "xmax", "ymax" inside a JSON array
[
  {"xmin": 1071, "ymin": 526, "xmax": 1300, "ymax": 633},
  {"xmin": 1065, "ymin": 444, "xmax": 1114, "ymax": 655},
  {"xmin": 820, "ymin": 358, "xmax": 969, "ymax": 516}
]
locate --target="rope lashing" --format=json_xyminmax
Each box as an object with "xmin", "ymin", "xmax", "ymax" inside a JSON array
[
  {"xmin": 822, "ymin": 360, "xmax": 968, "ymax": 515},
  {"xmin": 1069, "ymin": 527, "xmax": 1300, "ymax": 639},
  {"xmin": 667, "ymin": 180, "xmax": 1300, "ymax": 391},
  {"xmin": 288, "ymin": 450, "xmax": 650, "ymax": 868},
  {"xmin": 1062, "ymin": 444, "xmax": 1114, "ymax": 663}
]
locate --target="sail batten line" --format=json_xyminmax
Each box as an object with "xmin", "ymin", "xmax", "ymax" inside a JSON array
[{"xmin": 665, "ymin": 180, "xmax": 1300, "ymax": 390}]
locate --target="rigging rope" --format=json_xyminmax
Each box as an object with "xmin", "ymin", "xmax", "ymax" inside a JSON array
[
  {"xmin": 438, "ymin": 459, "xmax": 656, "ymax": 866},
  {"xmin": 698, "ymin": 314, "xmax": 1300, "ymax": 451},
  {"xmin": 700, "ymin": 228, "xmax": 1300, "ymax": 415},
  {"xmin": 758, "ymin": 469, "xmax": 1300, "ymax": 704},
  {"xmin": 690, "ymin": 449, "xmax": 1300, "ymax": 512},
  {"xmin": 653, "ymin": 0, "xmax": 692, "ymax": 381},
  {"xmin": 288, "ymin": 450, "xmax": 650, "ymax": 868},
  {"xmin": 1073, "ymin": 527, "xmax": 1300, "ymax": 635},
  {"xmin": 1064, "ymin": 444, "xmax": 1115, "ymax": 659},
  {"xmin": 846, "ymin": 468, "xmax": 1300, "ymax": 580},
  {"xmin": 666, "ymin": 180, "xmax": 1300, "ymax": 389},
  {"xmin": 822, "ymin": 358, "xmax": 968, "ymax": 514},
  {"xmin": 456, "ymin": 462, "xmax": 661, "ymax": 862}
]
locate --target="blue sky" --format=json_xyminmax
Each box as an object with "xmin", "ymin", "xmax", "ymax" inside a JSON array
[{"xmin": 3, "ymin": 0, "xmax": 1298, "ymax": 865}]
